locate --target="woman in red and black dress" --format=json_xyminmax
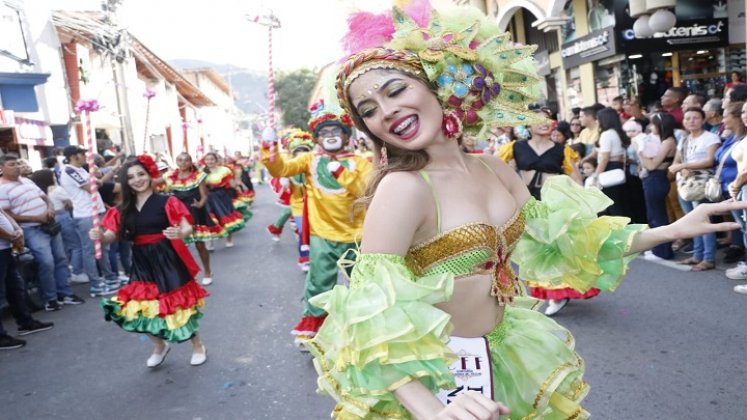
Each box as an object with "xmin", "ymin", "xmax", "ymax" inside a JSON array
[
  {"xmin": 164, "ymin": 153, "xmax": 225, "ymax": 286},
  {"xmin": 203, "ymin": 152, "xmax": 246, "ymax": 248},
  {"xmin": 91, "ymin": 155, "xmax": 209, "ymax": 368}
]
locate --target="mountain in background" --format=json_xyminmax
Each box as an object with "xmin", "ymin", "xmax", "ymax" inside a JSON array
[{"xmin": 169, "ymin": 59, "xmax": 268, "ymax": 114}]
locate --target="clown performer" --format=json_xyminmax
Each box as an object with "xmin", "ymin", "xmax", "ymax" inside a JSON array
[
  {"xmin": 302, "ymin": 2, "xmax": 747, "ymax": 419},
  {"xmin": 270, "ymin": 130, "xmax": 315, "ymax": 272},
  {"xmin": 262, "ymin": 101, "xmax": 374, "ymax": 346},
  {"xmin": 266, "ymin": 130, "xmax": 301, "ymax": 241},
  {"xmin": 90, "ymin": 155, "xmax": 209, "ymax": 367}
]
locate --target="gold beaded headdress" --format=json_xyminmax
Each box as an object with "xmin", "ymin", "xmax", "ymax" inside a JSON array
[{"xmin": 336, "ymin": 2, "xmax": 546, "ymax": 136}]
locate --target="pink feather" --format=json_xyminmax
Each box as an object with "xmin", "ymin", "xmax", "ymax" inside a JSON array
[
  {"xmin": 341, "ymin": 0, "xmax": 433, "ymax": 56},
  {"xmin": 342, "ymin": 11, "xmax": 395, "ymax": 55}
]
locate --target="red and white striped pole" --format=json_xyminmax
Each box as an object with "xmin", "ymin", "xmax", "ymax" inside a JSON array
[
  {"xmin": 75, "ymin": 99, "xmax": 102, "ymax": 259},
  {"xmin": 142, "ymin": 89, "xmax": 156, "ymax": 153}
]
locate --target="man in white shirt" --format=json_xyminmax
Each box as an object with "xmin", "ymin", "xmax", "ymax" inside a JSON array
[
  {"xmin": 59, "ymin": 146, "xmax": 120, "ymax": 297},
  {"xmin": 0, "ymin": 154, "xmax": 85, "ymax": 310}
]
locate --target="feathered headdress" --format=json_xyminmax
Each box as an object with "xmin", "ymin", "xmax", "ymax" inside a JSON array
[{"xmin": 336, "ymin": 0, "xmax": 545, "ymax": 137}]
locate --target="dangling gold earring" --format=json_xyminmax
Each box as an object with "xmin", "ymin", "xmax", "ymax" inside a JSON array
[{"xmin": 379, "ymin": 145, "xmax": 388, "ymax": 167}]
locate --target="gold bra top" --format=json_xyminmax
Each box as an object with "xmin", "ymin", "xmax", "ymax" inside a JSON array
[{"xmin": 404, "ymin": 161, "xmax": 525, "ymax": 305}]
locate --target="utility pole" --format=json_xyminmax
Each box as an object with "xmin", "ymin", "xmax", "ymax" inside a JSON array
[{"xmin": 101, "ymin": 0, "xmax": 135, "ymax": 155}]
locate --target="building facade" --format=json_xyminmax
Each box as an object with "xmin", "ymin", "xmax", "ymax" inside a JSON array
[{"xmin": 475, "ymin": 0, "xmax": 747, "ymax": 119}]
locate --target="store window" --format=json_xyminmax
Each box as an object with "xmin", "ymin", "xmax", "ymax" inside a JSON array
[{"xmin": 679, "ymin": 49, "xmax": 726, "ymax": 97}]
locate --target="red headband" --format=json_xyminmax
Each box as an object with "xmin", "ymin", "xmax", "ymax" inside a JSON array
[{"xmin": 136, "ymin": 154, "xmax": 160, "ymax": 178}]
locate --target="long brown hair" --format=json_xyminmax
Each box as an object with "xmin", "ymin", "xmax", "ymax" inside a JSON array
[
  {"xmin": 346, "ymin": 69, "xmax": 452, "ymax": 207},
  {"xmin": 725, "ymin": 101, "xmax": 746, "ymax": 139}
]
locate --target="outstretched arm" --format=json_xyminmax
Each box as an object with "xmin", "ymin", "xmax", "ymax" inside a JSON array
[
  {"xmin": 260, "ymin": 147, "xmax": 310, "ymax": 178},
  {"xmin": 628, "ymin": 199, "xmax": 747, "ymax": 255}
]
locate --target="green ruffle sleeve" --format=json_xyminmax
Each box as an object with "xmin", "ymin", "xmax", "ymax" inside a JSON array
[
  {"xmin": 306, "ymin": 253, "xmax": 456, "ymax": 419},
  {"xmin": 513, "ymin": 176, "xmax": 648, "ymax": 293}
]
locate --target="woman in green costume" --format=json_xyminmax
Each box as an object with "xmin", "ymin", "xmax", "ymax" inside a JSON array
[{"xmin": 301, "ymin": 3, "xmax": 747, "ymax": 419}]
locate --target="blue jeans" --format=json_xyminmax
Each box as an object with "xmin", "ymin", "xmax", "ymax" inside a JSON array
[
  {"xmin": 108, "ymin": 240, "xmax": 132, "ymax": 275},
  {"xmin": 642, "ymin": 170, "xmax": 674, "ymax": 259},
  {"xmin": 74, "ymin": 215, "xmax": 116, "ymax": 287},
  {"xmin": 678, "ymin": 198, "xmax": 717, "ymax": 262},
  {"xmin": 22, "ymin": 226, "xmax": 72, "ymax": 302},
  {"xmin": 0, "ymin": 249, "xmax": 34, "ymax": 334},
  {"xmin": 56, "ymin": 211, "xmax": 83, "ymax": 275}
]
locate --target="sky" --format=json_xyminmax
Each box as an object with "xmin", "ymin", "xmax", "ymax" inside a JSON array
[{"xmin": 52, "ymin": 0, "xmax": 395, "ymax": 73}]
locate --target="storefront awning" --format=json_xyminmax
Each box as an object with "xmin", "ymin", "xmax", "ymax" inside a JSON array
[
  {"xmin": 14, "ymin": 116, "xmax": 53, "ymax": 147},
  {"xmin": 0, "ymin": 72, "xmax": 50, "ymax": 112}
]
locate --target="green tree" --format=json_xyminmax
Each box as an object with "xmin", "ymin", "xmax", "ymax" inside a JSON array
[{"xmin": 275, "ymin": 68, "xmax": 317, "ymax": 130}]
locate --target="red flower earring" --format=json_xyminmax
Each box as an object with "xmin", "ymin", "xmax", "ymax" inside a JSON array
[{"xmin": 442, "ymin": 111, "xmax": 462, "ymax": 140}]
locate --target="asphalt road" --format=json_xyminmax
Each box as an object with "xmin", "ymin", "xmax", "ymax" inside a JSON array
[{"xmin": 1, "ymin": 184, "xmax": 745, "ymax": 419}]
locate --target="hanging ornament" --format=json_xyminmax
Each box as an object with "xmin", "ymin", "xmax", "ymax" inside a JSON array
[
  {"xmin": 648, "ymin": 9, "xmax": 676, "ymax": 33},
  {"xmin": 633, "ymin": 15, "xmax": 654, "ymax": 38}
]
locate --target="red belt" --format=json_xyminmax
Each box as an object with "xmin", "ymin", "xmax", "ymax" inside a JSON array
[{"xmin": 133, "ymin": 233, "xmax": 166, "ymax": 245}]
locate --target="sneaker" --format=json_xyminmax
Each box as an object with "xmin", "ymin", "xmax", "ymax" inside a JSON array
[
  {"xmin": 298, "ymin": 262, "xmax": 310, "ymax": 272},
  {"xmin": 104, "ymin": 280, "xmax": 121, "ymax": 292},
  {"xmin": 17, "ymin": 320, "xmax": 54, "ymax": 336},
  {"xmin": 69, "ymin": 273, "xmax": 89, "ymax": 284},
  {"xmin": 44, "ymin": 299, "xmax": 62, "ymax": 312},
  {"xmin": 90, "ymin": 284, "xmax": 118, "ymax": 297},
  {"xmin": 201, "ymin": 277, "xmax": 213, "ymax": 286},
  {"xmin": 117, "ymin": 274, "xmax": 130, "ymax": 282},
  {"xmin": 544, "ymin": 299, "xmax": 569, "ymax": 316},
  {"xmin": 60, "ymin": 294, "xmax": 85, "ymax": 305},
  {"xmin": 725, "ymin": 262, "xmax": 747, "ymax": 280},
  {"xmin": 734, "ymin": 284, "xmax": 747, "ymax": 295},
  {"xmin": 0, "ymin": 334, "xmax": 26, "ymax": 350},
  {"xmin": 266, "ymin": 224, "xmax": 282, "ymax": 241}
]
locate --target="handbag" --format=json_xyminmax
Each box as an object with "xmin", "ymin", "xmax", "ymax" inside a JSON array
[
  {"xmin": 598, "ymin": 147, "xmax": 627, "ymax": 188},
  {"xmin": 676, "ymin": 135, "xmax": 712, "ymax": 202},
  {"xmin": 705, "ymin": 141, "xmax": 738, "ymax": 202},
  {"xmin": 39, "ymin": 221, "xmax": 62, "ymax": 236}
]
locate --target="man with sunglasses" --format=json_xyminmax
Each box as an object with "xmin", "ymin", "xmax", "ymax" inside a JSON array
[{"xmin": 262, "ymin": 100, "xmax": 373, "ymax": 348}]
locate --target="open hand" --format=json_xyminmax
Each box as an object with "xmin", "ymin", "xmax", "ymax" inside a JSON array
[
  {"xmin": 670, "ymin": 199, "xmax": 747, "ymax": 240},
  {"xmin": 434, "ymin": 392, "xmax": 510, "ymax": 420}
]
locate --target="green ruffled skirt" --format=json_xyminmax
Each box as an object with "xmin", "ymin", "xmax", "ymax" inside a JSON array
[{"xmin": 487, "ymin": 304, "xmax": 589, "ymax": 419}]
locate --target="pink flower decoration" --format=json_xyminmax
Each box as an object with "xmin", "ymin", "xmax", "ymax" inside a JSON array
[
  {"xmin": 143, "ymin": 89, "xmax": 156, "ymax": 99},
  {"xmin": 74, "ymin": 99, "xmax": 100, "ymax": 113}
]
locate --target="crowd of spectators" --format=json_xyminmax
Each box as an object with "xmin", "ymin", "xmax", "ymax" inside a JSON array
[
  {"xmin": 486, "ymin": 80, "xmax": 747, "ymax": 294},
  {"xmin": 0, "ymin": 146, "xmax": 129, "ymax": 350}
]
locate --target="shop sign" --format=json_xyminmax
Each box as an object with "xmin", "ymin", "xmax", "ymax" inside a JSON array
[
  {"xmin": 561, "ymin": 27, "xmax": 617, "ymax": 68},
  {"xmin": 613, "ymin": 0, "xmax": 729, "ymax": 52}
]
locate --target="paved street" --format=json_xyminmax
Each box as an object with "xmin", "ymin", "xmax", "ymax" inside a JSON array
[{"xmin": 1, "ymin": 184, "xmax": 745, "ymax": 419}]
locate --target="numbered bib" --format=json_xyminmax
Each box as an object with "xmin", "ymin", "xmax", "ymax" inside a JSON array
[{"xmin": 436, "ymin": 336, "xmax": 494, "ymax": 405}]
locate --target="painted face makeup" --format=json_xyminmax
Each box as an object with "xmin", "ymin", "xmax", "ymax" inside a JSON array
[{"xmin": 348, "ymin": 69, "xmax": 443, "ymax": 150}]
